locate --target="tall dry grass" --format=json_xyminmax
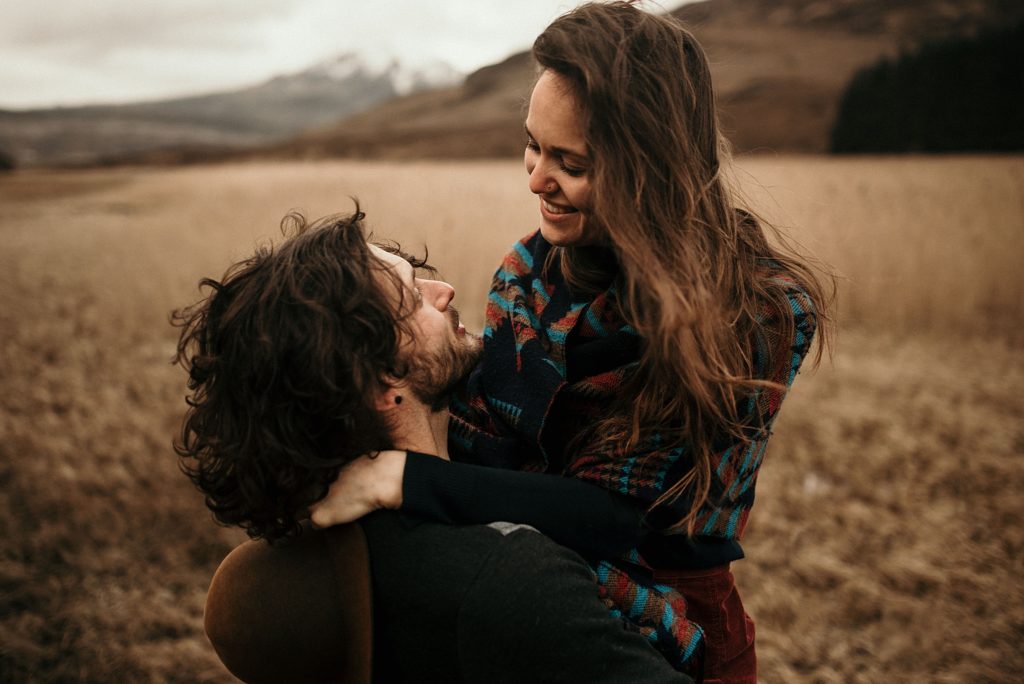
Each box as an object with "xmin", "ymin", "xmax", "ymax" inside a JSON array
[
  {"xmin": 0, "ymin": 157, "xmax": 1021, "ymax": 682},
  {"xmin": 731, "ymin": 156, "xmax": 1024, "ymax": 341}
]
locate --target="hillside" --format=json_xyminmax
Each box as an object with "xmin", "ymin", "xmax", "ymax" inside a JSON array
[
  {"xmin": 263, "ymin": 51, "xmax": 537, "ymax": 160},
  {"xmin": 268, "ymin": 0, "xmax": 1024, "ymax": 158},
  {"xmin": 674, "ymin": 0, "xmax": 1024, "ymax": 152}
]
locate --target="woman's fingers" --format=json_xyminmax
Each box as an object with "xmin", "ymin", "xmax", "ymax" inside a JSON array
[{"xmin": 308, "ymin": 450, "xmax": 407, "ymax": 527}]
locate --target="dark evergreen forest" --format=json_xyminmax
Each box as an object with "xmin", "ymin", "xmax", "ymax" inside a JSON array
[{"xmin": 830, "ymin": 22, "xmax": 1024, "ymax": 153}]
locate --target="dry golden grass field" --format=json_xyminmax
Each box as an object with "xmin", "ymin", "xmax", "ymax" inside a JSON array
[{"xmin": 1, "ymin": 156, "xmax": 1022, "ymax": 682}]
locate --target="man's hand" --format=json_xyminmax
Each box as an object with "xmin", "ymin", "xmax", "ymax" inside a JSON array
[{"xmin": 309, "ymin": 450, "xmax": 406, "ymax": 528}]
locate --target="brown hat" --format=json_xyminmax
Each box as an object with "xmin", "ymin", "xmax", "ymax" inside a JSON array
[{"xmin": 203, "ymin": 522, "xmax": 373, "ymax": 683}]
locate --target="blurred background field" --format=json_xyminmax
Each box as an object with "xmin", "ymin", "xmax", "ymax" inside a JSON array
[{"xmin": 0, "ymin": 155, "xmax": 1021, "ymax": 682}]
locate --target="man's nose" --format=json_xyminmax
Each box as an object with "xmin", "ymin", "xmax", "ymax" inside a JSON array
[{"xmin": 421, "ymin": 279, "xmax": 455, "ymax": 310}]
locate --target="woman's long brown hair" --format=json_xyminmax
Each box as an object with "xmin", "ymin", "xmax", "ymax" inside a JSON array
[{"xmin": 534, "ymin": 2, "xmax": 834, "ymax": 533}]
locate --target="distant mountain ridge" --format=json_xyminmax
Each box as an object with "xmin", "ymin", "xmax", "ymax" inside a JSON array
[{"xmin": 0, "ymin": 54, "xmax": 461, "ymax": 167}]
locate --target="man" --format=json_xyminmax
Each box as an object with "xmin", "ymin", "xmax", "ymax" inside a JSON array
[{"xmin": 173, "ymin": 209, "xmax": 692, "ymax": 683}]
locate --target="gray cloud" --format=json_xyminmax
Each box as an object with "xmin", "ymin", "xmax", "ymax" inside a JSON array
[{"xmin": 3, "ymin": 0, "xmax": 298, "ymax": 50}]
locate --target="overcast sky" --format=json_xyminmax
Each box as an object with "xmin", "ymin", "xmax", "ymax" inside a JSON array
[{"xmin": 0, "ymin": 0, "xmax": 684, "ymax": 110}]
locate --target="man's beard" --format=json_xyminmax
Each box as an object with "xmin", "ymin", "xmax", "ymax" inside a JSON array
[{"xmin": 407, "ymin": 311, "xmax": 482, "ymax": 412}]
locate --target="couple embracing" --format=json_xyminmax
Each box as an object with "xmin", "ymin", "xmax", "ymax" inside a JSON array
[{"xmin": 174, "ymin": 3, "xmax": 830, "ymax": 683}]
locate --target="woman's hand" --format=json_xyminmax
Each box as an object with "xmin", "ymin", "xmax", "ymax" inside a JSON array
[{"xmin": 309, "ymin": 450, "xmax": 407, "ymax": 528}]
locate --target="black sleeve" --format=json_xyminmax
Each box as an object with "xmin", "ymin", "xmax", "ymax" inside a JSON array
[{"xmin": 401, "ymin": 451, "xmax": 645, "ymax": 558}]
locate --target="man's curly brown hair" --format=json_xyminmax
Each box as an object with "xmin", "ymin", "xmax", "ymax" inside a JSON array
[{"xmin": 171, "ymin": 208, "xmax": 427, "ymax": 543}]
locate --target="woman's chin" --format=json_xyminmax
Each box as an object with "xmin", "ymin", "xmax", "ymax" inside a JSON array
[{"xmin": 539, "ymin": 217, "xmax": 589, "ymax": 247}]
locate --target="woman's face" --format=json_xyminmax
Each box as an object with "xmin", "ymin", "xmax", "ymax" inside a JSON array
[{"xmin": 524, "ymin": 70, "xmax": 597, "ymax": 247}]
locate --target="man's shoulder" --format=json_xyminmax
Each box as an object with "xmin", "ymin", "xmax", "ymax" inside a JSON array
[
  {"xmin": 361, "ymin": 512, "xmax": 585, "ymax": 577},
  {"xmin": 361, "ymin": 511, "xmax": 507, "ymax": 565}
]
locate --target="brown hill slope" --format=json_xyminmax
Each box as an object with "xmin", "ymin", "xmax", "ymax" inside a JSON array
[
  {"xmin": 268, "ymin": 0, "xmax": 1023, "ymax": 158},
  {"xmin": 261, "ymin": 52, "xmax": 537, "ymax": 160}
]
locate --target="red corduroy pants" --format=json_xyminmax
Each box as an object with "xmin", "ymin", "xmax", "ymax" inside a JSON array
[{"xmin": 654, "ymin": 564, "xmax": 757, "ymax": 684}]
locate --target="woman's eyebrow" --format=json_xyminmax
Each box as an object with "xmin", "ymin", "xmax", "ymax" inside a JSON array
[{"xmin": 524, "ymin": 124, "xmax": 589, "ymax": 160}]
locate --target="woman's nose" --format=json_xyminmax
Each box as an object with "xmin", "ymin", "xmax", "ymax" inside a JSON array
[
  {"xmin": 527, "ymin": 161, "xmax": 555, "ymax": 196},
  {"xmin": 421, "ymin": 279, "xmax": 455, "ymax": 310}
]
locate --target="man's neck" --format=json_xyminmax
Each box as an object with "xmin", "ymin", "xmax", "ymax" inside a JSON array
[{"xmin": 390, "ymin": 407, "xmax": 450, "ymax": 460}]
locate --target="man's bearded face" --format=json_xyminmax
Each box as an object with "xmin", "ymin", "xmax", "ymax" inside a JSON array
[{"xmin": 405, "ymin": 303, "xmax": 482, "ymax": 411}]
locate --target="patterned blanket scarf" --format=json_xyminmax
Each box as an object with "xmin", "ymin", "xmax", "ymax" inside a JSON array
[{"xmin": 449, "ymin": 230, "xmax": 817, "ymax": 673}]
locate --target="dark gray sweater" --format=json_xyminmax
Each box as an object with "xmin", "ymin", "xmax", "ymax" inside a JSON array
[{"xmin": 362, "ymin": 510, "xmax": 694, "ymax": 684}]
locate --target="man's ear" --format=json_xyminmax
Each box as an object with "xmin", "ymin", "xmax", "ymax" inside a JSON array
[{"xmin": 373, "ymin": 377, "xmax": 406, "ymax": 413}]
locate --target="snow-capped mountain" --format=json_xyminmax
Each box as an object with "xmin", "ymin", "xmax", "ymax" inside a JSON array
[{"xmin": 287, "ymin": 53, "xmax": 461, "ymax": 96}]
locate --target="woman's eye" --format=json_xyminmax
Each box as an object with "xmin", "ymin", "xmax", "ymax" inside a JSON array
[{"xmin": 526, "ymin": 135, "xmax": 585, "ymax": 176}]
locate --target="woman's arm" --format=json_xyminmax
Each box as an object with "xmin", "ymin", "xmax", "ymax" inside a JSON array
[
  {"xmin": 402, "ymin": 451, "xmax": 645, "ymax": 557},
  {"xmin": 309, "ymin": 450, "xmax": 645, "ymax": 558}
]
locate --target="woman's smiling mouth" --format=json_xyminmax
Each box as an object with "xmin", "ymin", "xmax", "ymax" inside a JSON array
[{"xmin": 541, "ymin": 198, "xmax": 579, "ymax": 216}]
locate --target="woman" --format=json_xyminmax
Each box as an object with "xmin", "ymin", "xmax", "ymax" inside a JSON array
[{"xmin": 313, "ymin": 3, "xmax": 831, "ymax": 682}]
